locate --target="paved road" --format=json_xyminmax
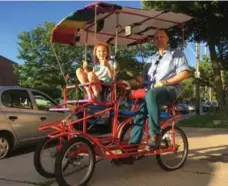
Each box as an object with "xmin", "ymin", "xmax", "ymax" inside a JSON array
[{"xmin": 1, "ymin": 126, "xmax": 228, "ymax": 186}]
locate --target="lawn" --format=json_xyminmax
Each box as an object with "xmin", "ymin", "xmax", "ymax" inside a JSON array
[{"xmin": 177, "ymin": 112, "xmax": 228, "ymax": 128}]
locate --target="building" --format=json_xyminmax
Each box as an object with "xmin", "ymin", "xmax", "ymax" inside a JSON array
[{"xmin": 0, "ymin": 55, "xmax": 18, "ymax": 86}]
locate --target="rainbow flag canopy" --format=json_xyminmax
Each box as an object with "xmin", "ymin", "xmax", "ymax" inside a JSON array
[{"xmin": 51, "ymin": 2, "xmax": 193, "ymax": 46}]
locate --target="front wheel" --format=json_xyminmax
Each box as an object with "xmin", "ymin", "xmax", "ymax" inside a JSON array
[
  {"xmin": 34, "ymin": 137, "xmax": 59, "ymax": 178},
  {"xmin": 55, "ymin": 137, "xmax": 96, "ymax": 186},
  {"xmin": 0, "ymin": 133, "xmax": 12, "ymax": 159},
  {"xmin": 156, "ymin": 126, "xmax": 188, "ymax": 171}
]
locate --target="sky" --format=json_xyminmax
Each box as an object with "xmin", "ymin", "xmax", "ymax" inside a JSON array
[{"xmin": 0, "ymin": 1, "xmax": 207, "ymax": 67}]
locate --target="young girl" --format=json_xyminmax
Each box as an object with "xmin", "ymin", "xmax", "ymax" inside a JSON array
[{"xmin": 76, "ymin": 42, "xmax": 114, "ymax": 100}]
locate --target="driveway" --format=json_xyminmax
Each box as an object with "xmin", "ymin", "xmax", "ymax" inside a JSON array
[{"xmin": 0, "ymin": 127, "xmax": 228, "ymax": 186}]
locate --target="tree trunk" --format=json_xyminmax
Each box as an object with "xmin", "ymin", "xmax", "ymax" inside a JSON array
[{"xmin": 208, "ymin": 40, "xmax": 225, "ymax": 110}]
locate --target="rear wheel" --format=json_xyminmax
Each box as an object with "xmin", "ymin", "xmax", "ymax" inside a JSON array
[
  {"xmin": 119, "ymin": 123, "xmax": 147, "ymax": 144},
  {"xmin": 156, "ymin": 126, "xmax": 188, "ymax": 171},
  {"xmin": 0, "ymin": 132, "xmax": 12, "ymax": 159},
  {"xmin": 118, "ymin": 123, "xmax": 147, "ymax": 160},
  {"xmin": 55, "ymin": 137, "xmax": 96, "ymax": 186}
]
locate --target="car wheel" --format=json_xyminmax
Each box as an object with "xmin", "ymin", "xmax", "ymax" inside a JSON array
[{"xmin": 0, "ymin": 133, "xmax": 12, "ymax": 160}]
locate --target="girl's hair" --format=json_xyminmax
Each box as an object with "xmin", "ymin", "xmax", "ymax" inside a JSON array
[{"xmin": 93, "ymin": 42, "xmax": 110, "ymax": 64}]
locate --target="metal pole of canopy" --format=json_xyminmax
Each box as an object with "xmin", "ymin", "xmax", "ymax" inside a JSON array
[
  {"xmin": 94, "ymin": 5, "xmax": 98, "ymax": 45},
  {"xmin": 140, "ymin": 44, "xmax": 145, "ymax": 64},
  {"xmin": 114, "ymin": 13, "xmax": 119, "ymax": 55},
  {"xmin": 112, "ymin": 12, "xmax": 119, "ymax": 137},
  {"xmin": 112, "ymin": 13, "xmax": 119, "ymax": 80},
  {"xmin": 50, "ymin": 43, "xmax": 67, "ymax": 85},
  {"xmin": 84, "ymin": 31, "xmax": 88, "ymax": 62},
  {"xmin": 181, "ymin": 25, "xmax": 185, "ymax": 51}
]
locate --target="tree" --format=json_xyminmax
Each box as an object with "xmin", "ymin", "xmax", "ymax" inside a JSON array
[
  {"xmin": 15, "ymin": 21, "xmax": 146, "ymax": 99},
  {"xmin": 179, "ymin": 77, "xmax": 195, "ymax": 102},
  {"xmin": 15, "ymin": 21, "xmax": 84, "ymax": 89},
  {"xmin": 218, "ymin": 38, "xmax": 228, "ymax": 69},
  {"xmin": 179, "ymin": 57, "xmax": 216, "ymax": 102},
  {"xmin": 141, "ymin": 1, "xmax": 228, "ymax": 108},
  {"xmin": 198, "ymin": 55, "xmax": 214, "ymax": 88}
]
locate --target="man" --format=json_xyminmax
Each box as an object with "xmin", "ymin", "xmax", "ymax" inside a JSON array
[{"xmin": 120, "ymin": 29, "xmax": 189, "ymax": 164}]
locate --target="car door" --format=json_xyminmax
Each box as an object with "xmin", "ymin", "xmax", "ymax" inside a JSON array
[
  {"xmin": 0, "ymin": 89, "xmax": 40, "ymax": 142},
  {"xmin": 30, "ymin": 90, "xmax": 66, "ymax": 137}
]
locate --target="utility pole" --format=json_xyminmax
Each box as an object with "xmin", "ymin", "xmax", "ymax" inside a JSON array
[{"xmin": 195, "ymin": 43, "xmax": 200, "ymax": 115}]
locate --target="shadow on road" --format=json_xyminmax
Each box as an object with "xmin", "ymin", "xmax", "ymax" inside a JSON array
[
  {"xmin": 5, "ymin": 145, "xmax": 37, "ymax": 159},
  {"xmin": 87, "ymin": 157, "xmax": 214, "ymax": 186},
  {"xmin": 1, "ymin": 127, "xmax": 228, "ymax": 186},
  {"xmin": 189, "ymin": 145, "xmax": 228, "ymax": 163}
]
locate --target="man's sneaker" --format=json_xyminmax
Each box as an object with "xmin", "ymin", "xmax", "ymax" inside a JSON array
[{"xmin": 145, "ymin": 134, "xmax": 161, "ymax": 151}]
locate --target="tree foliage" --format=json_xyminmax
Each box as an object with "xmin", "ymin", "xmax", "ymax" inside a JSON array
[
  {"xmin": 179, "ymin": 77, "xmax": 195, "ymax": 102},
  {"xmin": 198, "ymin": 55, "xmax": 214, "ymax": 87},
  {"xmin": 141, "ymin": 1, "xmax": 228, "ymax": 107},
  {"xmin": 15, "ymin": 21, "xmax": 84, "ymax": 88}
]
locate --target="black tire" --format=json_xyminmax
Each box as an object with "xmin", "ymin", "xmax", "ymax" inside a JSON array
[
  {"xmin": 119, "ymin": 124, "xmax": 132, "ymax": 141},
  {"xmin": 55, "ymin": 137, "xmax": 96, "ymax": 186},
  {"xmin": 0, "ymin": 132, "xmax": 12, "ymax": 159},
  {"xmin": 156, "ymin": 126, "xmax": 188, "ymax": 171},
  {"xmin": 119, "ymin": 123, "xmax": 147, "ymax": 142},
  {"xmin": 34, "ymin": 138, "xmax": 58, "ymax": 178}
]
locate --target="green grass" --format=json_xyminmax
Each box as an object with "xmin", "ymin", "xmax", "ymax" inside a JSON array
[{"xmin": 177, "ymin": 112, "xmax": 228, "ymax": 128}]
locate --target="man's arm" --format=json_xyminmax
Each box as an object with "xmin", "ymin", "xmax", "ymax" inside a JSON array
[
  {"xmin": 155, "ymin": 50, "xmax": 189, "ymax": 88},
  {"xmin": 164, "ymin": 70, "xmax": 189, "ymax": 85},
  {"xmin": 155, "ymin": 70, "xmax": 189, "ymax": 88}
]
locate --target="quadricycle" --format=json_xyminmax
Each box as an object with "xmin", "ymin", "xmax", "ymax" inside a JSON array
[{"xmin": 33, "ymin": 2, "xmax": 193, "ymax": 186}]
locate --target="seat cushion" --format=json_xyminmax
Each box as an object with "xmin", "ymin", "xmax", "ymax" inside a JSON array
[
  {"xmin": 129, "ymin": 88, "xmax": 146, "ymax": 100},
  {"xmin": 87, "ymin": 105, "xmax": 108, "ymax": 114},
  {"xmin": 118, "ymin": 110, "xmax": 171, "ymax": 118}
]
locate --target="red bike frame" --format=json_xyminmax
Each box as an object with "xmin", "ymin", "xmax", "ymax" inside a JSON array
[{"xmin": 39, "ymin": 81, "xmax": 181, "ymax": 159}]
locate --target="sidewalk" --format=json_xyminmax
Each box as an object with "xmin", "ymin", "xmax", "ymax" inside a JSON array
[{"xmin": 0, "ymin": 127, "xmax": 228, "ymax": 186}]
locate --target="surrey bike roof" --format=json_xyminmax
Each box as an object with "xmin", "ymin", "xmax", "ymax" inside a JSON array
[{"xmin": 50, "ymin": 1, "xmax": 193, "ymax": 46}]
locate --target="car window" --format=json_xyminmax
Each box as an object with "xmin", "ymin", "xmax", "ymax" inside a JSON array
[
  {"xmin": 1, "ymin": 89, "xmax": 33, "ymax": 109},
  {"xmin": 32, "ymin": 91, "xmax": 56, "ymax": 111}
]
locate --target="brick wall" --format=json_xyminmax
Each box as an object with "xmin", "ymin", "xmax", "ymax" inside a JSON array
[{"xmin": 0, "ymin": 56, "xmax": 18, "ymax": 86}]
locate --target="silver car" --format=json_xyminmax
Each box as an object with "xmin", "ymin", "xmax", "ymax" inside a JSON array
[{"xmin": 0, "ymin": 86, "xmax": 65, "ymax": 159}]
